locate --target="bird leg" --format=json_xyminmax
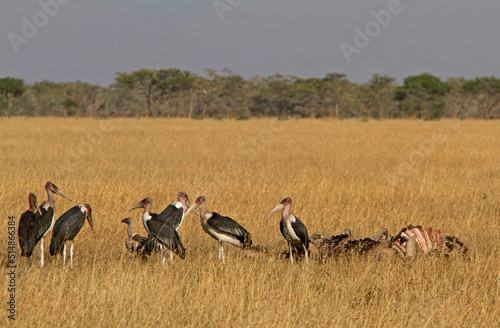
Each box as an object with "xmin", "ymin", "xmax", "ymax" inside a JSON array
[
  {"xmin": 218, "ymin": 241, "xmax": 222, "ymax": 260},
  {"xmin": 289, "ymin": 242, "xmax": 294, "ymax": 266},
  {"xmin": 62, "ymin": 243, "xmax": 66, "ymax": 268},
  {"xmin": 304, "ymin": 245, "xmax": 309, "ymax": 264},
  {"xmin": 170, "ymin": 250, "xmax": 174, "ymax": 264},
  {"xmin": 40, "ymin": 237, "xmax": 44, "ymax": 268},
  {"xmin": 160, "ymin": 245, "xmax": 165, "ymax": 266},
  {"xmin": 70, "ymin": 241, "xmax": 74, "ymax": 268}
]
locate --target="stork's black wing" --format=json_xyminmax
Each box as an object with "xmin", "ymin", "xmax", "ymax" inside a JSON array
[
  {"xmin": 291, "ymin": 217, "xmax": 309, "ymax": 251},
  {"xmin": 207, "ymin": 212, "xmax": 252, "ymax": 246},
  {"xmin": 146, "ymin": 217, "xmax": 186, "ymax": 259},
  {"xmin": 280, "ymin": 217, "xmax": 309, "ymax": 254},
  {"xmin": 158, "ymin": 203, "xmax": 184, "ymax": 230},
  {"xmin": 18, "ymin": 210, "xmax": 38, "ymax": 257},
  {"xmin": 35, "ymin": 206, "xmax": 55, "ymax": 243},
  {"xmin": 280, "ymin": 220, "xmax": 286, "ymax": 241},
  {"xmin": 49, "ymin": 206, "xmax": 86, "ymax": 255},
  {"xmin": 142, "ymin": 236, "xmax": 160, "ymax": 256}
]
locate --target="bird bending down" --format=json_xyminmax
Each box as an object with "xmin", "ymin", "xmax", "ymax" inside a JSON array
[
  {"xmin": 18, "ymin": 193, "xmax": 41, "ymax": 257},
  {"xmin": 30, "ymin": 182, "xmax": 72, "ymax": 267},
  {"xmin": 126, "ymin": 197, "xmax": 186, "ymax": 264},
  {"xmin": 49, "ymin": 204, "xmax": 94, "ymax": 268},
  {"xmin": 267, "ymin": 197, "xmax": 309, "ymax": 265},
  {"xmin": 185, "ymin": 196, "xmax": 252, "ymax": 262},
  {"xmin": 121, "ymin": 217, "xmax": 148, "ymax": 255}
]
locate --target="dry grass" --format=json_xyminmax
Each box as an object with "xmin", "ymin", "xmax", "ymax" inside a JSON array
[{"xmin": 1, "ymin": 117, "xmax": 499, "ymax": 327}]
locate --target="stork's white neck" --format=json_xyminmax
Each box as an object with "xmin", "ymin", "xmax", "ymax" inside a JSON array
[{"xmin": 173, "ymin": 201, "xmax": 183, "ymax": 209}]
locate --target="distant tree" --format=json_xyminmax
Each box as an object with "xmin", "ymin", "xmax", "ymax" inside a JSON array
[
  {"xmin": 265, "ymin": 74, "xmax": 294, "ymax": 118},
  {"xmin": 395, "ymin": 73, "xmax": 451, "ymax": 119},
  {"xmin": 462, "ymin": 76, "xmax": 500, "ymax": 119},
  {"xmin": 30, "ymin": 80, "xmax": 65, "ymax": 116},
  {"xmin": 0, "ymin": 77, "xmax": 25, "ymax": 118},
  {"xmin": 61, "ymin": 82, "xmax": 100, "ymax": 118},
  {"xmin": 321, "ymin": 73, "xmax": 355, "ymax": 119},
  {"xmin": 61, "ymin": 97, "xmax": 79, "ymax": 117},
  {"xmin": 219, "ymin": 68, "xmax": 246, "ymax": 118},
  {"xmin": 289, "ymin": 77, "xmax": 321, "ymax": 118},
  {"xmin": 115, "ymin": 68, "xmax": 194, "ymax": 117},
  {"xmin": 445, "ymin": 77, "xmax": 468, "ymax": 119},
  {"xmin": 362, "ymin": 74, "xmax": 397, "ymax": 119}
]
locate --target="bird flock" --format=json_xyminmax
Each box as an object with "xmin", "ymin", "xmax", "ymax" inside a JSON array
[
  {"xmin": 18, "ymin": 182, "xmax": 92, "ymax": 268},
  {"xmin": 18, "ymin": 181, "xmax": 468, "ymax": 268}
]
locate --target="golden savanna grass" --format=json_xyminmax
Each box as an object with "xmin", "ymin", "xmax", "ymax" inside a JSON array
[{"xmin": 1, "ymin": 117, "xmax": 499, "ymax": 327}]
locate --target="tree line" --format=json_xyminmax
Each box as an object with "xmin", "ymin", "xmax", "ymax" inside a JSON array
[{"xmin": 1, "ymin": 68, "xmax": 499, "ymax": 119}]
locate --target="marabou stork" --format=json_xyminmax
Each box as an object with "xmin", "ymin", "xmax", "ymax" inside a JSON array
[
  {"xmin": 29, "ymin": 182, "xmax": 71, "ymax": 267},
  {"xmin": 121, "ymin": 217, "xmax": 147, "ymax": 254},
  {"xmin": 158, "ymin": 191, "xmax": 191, "ymax": 231},
  {"xmin": 126, "ymin": 198, "xmax": 186, "ymax": 264},
  {"xmin": 267, "ymin": 197, "xmax": 309, "ymax": 265},
  {"xmin": 185, "ymin": 196, "xmax": 252, "ymax": 262},
  {"xmin": 18, "ymin": 193, "xmax": 41, "ymax": 257},
  {"xmin": 49, "ymin": 204, "xmax": 94, "ymax": 268}
]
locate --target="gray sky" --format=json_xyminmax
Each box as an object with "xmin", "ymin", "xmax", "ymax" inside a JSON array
[{"xmin": 1, "ymin": 0, "xmax": 499, "ymax": 85}]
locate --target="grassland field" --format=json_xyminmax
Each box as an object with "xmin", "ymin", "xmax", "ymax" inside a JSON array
[{"xmin": 0, "ymin": 117, "xmax": 499, "ymax": 327}]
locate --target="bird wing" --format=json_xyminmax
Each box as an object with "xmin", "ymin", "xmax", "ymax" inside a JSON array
[
  {"xmin": 158, "ymin": 203, "xmax": 184, "ymax": 230},
  {"xmin": 35, "ymin": 207, "xmax": 55, "ymax": 242},
  {"xmin": 207, "ymin": 212, "xmax": 251, "ymax": 245},
  {"xmin": 279, "ymin": 220, "xmax": 286, "ymax": 240},
  {"xmin": 290, "ymin": 217, "xmax": 309, "ymax": 250},
  {"xmin": 18, "ymin": 211, "xmax": 37, "ymax": 256},
  {"xmin": 49, "ymin": 207, "xmax": 86, "ymax": 255},
  {"xmin": 142, "ymin": 236, "xmax": 159, "ymax": 256},
  {"xmin": 146, "ymin": 217, "xmax": 186, "ymax": 258},
  {"xmin": 132, "ymin": 234, "xmax": 147, "ymax": 250}
]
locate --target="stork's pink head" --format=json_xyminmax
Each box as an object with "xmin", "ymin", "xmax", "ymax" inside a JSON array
[
  {"xmin": 45, "ymin": 181, "xmax": 72, "ymax": 201},
  {"xmin": 125, "ymin": 197, "xmax": 152, "ymax": 211},
  {"xmin": 267, "ymin": 197, "xmax": 292, "ymax": 219},
  {"xmin": 183, "ymin": 195, "xmax": 205, "ymax": 217},
  {"xmin": 196, "ymin": 196, "xmax": 206, "ymax": 206},
  {"xmin": 280, "ymin": 197, "xmax": 292, "ymax": 207},
  {"xmin": 177, "ymin": 191, "xmax": 191, "ymax": 208},
  {"xmin": 28, "ymin": 193, "xmax": 39, "ymax": 213}
]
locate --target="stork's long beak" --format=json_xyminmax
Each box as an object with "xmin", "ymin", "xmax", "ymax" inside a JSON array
[
  {"xmin": 84, "ymin": 204, "xmax": 94, "ymax": 233},
  {"xmin": 186, "ymin": 198, "xmax": 192, "ymax": 209},
  {"xmin": 184, "ymin": 203, "xmax": 199, "ymax": 217},
  {"xmin": 87, "ymin": 211, "xmax": 94, "ymax": 233},
  {"xmin": 34, "ymin": 203, "xmax": 41, "ymax": 215},
  {"xmin": 125, "ymin": 202, "xmax": 143, "ymax": 211},
  {"xmin": 55, "ymin": 190, "xmax": 72, "ymax": 201},
  {"xmin": 266, "ymin": 203, "xmax": 285, "ymax": 219}
]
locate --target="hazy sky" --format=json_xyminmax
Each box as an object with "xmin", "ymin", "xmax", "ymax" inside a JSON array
[{"xmin": 2, "ymin": 0, "xmax": 499, "ymax": 85}]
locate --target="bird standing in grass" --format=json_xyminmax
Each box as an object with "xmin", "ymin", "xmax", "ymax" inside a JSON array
[
  {"xmin": 267, "ymin": 197, "xmax": 309, "ymax": 265},
  {"xmin": 126, "ymin": 197, "xmax": 186, "ymax": 264},
  {"xmin": 185, "ymin": 196, "xmax": 252, "ymax": 262},
  {"xmin": 29, "ymin": 182, "xmax": 72, "ymax": 267},
  {"xmin": 18, "ymin": 193, "xmax": 41, "ymax": 257},
  {"xmin": 49, "ymin": 204, "xmax": 94, "ymax": 268}
]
